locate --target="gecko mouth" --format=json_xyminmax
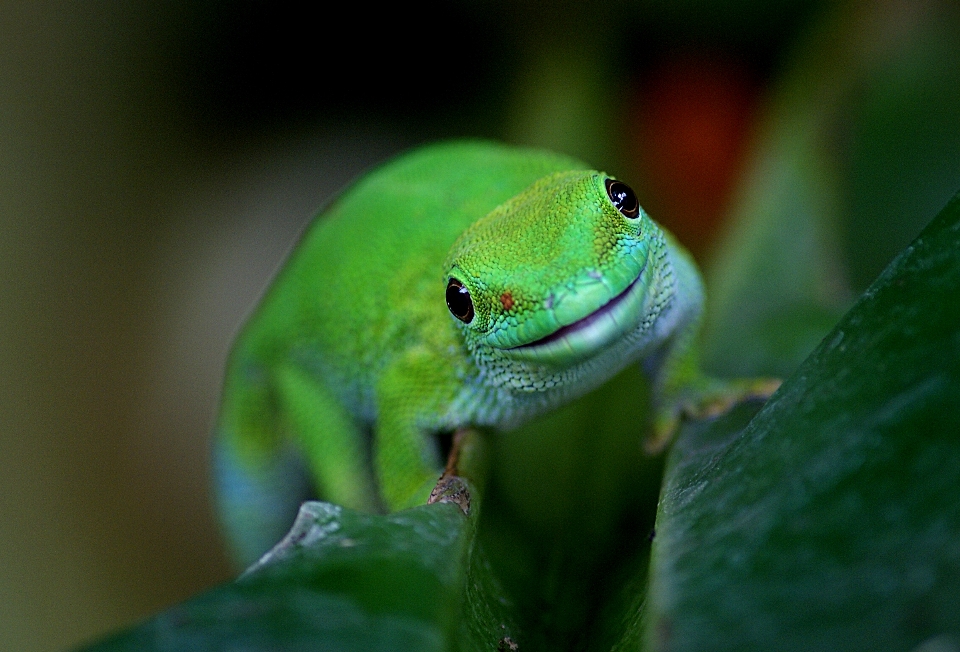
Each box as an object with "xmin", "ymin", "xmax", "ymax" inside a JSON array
[{"xmin": 505, "ymin": 266, "xmax": 647, "ymax": 365}]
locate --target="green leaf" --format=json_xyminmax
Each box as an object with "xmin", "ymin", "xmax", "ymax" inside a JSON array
[
  {"xmin": 645, "ymin": 192, "xmax": 960, "ymax": 651},
  {"xmin": 82, "ymin": 501, "xmax": 485, "ymax": 652}
]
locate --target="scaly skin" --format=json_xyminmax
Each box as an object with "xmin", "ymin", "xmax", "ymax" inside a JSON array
[{"xmin": 214, "ymin": 141, "xmax": 774, "ymax": 567}]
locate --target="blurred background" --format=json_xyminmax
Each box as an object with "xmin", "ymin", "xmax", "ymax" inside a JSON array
[{"xmin": 2, "ymin": 1, "xmax": 959, "ymax": 650}]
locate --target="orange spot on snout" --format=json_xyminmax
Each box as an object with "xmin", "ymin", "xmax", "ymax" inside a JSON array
[{"xmin": 500, "ymin": 291, "xmax": 515, "ymax": 311}]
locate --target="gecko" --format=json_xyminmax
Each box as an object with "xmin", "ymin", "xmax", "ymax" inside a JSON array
[{"xmin": 213, "ymin": 140, "xmax": 776, "ymax": 566}]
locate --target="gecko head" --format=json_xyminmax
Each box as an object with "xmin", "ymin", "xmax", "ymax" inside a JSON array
[{"xmin": 443, "ymin": 169, "xmax": 667, "ymax": 370}]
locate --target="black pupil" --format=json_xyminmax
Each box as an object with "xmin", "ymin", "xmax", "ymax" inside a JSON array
[
  {"xmin": 446, "ymin": 278, "xmax": 474, "ymax": 323},
  {"xmin": 605, "ymin": 179, "xmax": 639, "ymax": 218}
]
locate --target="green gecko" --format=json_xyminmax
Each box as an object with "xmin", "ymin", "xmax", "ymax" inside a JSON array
[{"xmin": 214, "ymin": 140, "xmax": 776, "ymax": 567}]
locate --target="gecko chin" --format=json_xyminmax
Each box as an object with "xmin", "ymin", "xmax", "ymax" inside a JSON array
[{"xmin": 502, "ymin": 267, "xmax": 649, "ymax": 367}]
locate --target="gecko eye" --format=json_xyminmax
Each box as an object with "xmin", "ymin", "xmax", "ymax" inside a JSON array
[
  {"xmin": 605, "ymin": 179, "xmax": 640, "ymax": 219},
  {"xmin": 446, "ymin": 278, "xmax": 474, "ymax": 323}
]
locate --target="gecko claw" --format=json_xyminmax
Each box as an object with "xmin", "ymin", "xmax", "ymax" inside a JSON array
[{"xmin": 428, "ymin": 475, "xmax": 471, "ymax": 515}]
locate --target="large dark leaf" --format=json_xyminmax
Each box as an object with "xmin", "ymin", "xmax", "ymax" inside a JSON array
[
  {"xmin": 644, "ymin": 192, "xmax": 960, "ymax": 651},
  {"xmin": 85, "ymin": 501, "xmax": 483, "ymax": 652}
]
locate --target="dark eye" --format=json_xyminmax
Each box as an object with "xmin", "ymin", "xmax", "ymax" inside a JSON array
[
  {"xmin": 604, "ymin": 178, "xmax": 640, "ymax": 219},
  {"xmin": 446, "ymin": 278, "xmax": 474, "ymax": 323}
]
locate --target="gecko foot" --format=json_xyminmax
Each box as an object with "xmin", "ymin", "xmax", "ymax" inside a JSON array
[
  {"xmin": 428, "ymin": 475, "xmax": 471, "ymax": 514},
  {"xmin": 427, "ymin": 428, "xmax": 473, "ymax": 514},
  {"xmin": 645, "ymin": 377, "xmax": 781, "ymax": 454}
]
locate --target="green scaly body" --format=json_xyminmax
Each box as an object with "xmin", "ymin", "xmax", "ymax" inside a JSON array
[{"xmin": 214, "ymin": 141, "xmax": 756, "ymax": 567}]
